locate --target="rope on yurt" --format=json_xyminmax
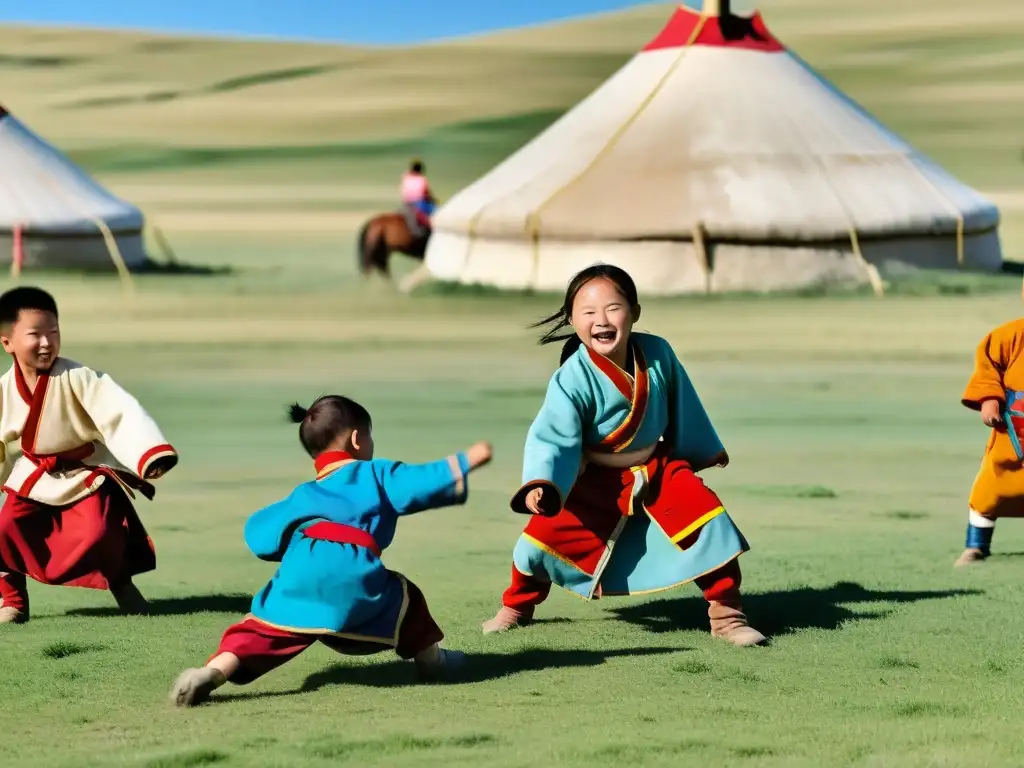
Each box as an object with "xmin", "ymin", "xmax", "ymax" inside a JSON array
[
  {"xmin": 523, "ymin": 6, "xmax": 710, "ymax": 288},
  {"xmin": 10, "ymin": 140, "xmax": 136, "ymax": 296},
  {"xmin": 91, "ymin": 216, "xmax": 135, "ymax": 295},
  {"xmin": 763, "ymin": 71, "xmax": 885, "ymax": 297},
  {"xmin": 798, "ymin": 157, "xmax": 884, "ymax": 297},
  {"xmin": 146, "ymin": 220, "xmax": 179, "ymax": 265},
  {"xmin": 784, "ymin": 46, "xmax": 967, "ymax": 268},
  {"xmin": 899, "ymin": 155, "xmax": 966, "ymax": 266}
]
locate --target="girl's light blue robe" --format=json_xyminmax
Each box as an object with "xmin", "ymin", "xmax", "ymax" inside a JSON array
[
  {"xmin": 511, "ymin": 332, "xmax": 748, "ymax": 599},
  {"xmin": 243, "ymin": 454, "xmax": 469, "ymax": 644}
]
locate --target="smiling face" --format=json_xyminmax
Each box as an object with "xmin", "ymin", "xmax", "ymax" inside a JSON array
[
  {"xmin": 0, "ymin": 308, "xmax": 61, "ymax": 373},
  {"xmin": 569, "ymin": 277, "xmax": 639, "ymax": 366}
]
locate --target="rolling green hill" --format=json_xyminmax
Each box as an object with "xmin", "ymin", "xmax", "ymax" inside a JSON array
[{"xmin": 1, "ymin": 0, "xmax": 1021, "ymax": 255}]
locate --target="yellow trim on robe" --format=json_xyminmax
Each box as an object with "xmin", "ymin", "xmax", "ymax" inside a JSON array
[
  {"xmin": 601, "ymin": 369, "xmax": 641, "ymax": 450},
  {"xmin": 391, "ymin": 574, "xmax": 411, "ymax": 645},
  {"xmin": 587, "ymin": 514, "xmax": 629, "ymax": 599},
  {"xmin": 243, "ymin": 575, "xmax": 411, "ymax": 646},
  {"xmin": 521, "ymin": 533, "xmax": 594, "ymax": 576},
  {"xmin": 670, "ymin": 505, "xmax": 725, "ymax": 544},
  {"xmin": 316, "ymin": 459, "xmax": 354, "ymax": 480},
  {"xmin": 600, "ymin": 548, "xmax": 745, "ymax": 597}
]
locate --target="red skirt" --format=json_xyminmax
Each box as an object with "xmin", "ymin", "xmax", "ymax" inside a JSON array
[
  {"xmin": 0, "ymin": 482, "xmax": 155, "ymax": 590},
  {"xmin": 521, "ymin": 442, "xmax": 728, "ymax": 576},
  {"xmin": 212, "ymin": 577, "xmax": 444, "ymax": 684}
]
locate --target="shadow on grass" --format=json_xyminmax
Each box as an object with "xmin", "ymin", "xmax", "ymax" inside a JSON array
[
  {"xmin": 608, "ymin": 581, "xmax": 983, "ymax": 637},
  {"xmin": 10, "ymin": 258, "xmax": 234, "ymax": 278},
  {"xmin": 60, "ymin": 582, "xmax": 980, "ymax": 635},
  {"xmin": 134, "ymin": 257, "xmax": 234, "ymax": 276},
  {"xmin": 63, "ymin": 593, "xmax": 252, "ymax": 618},
  {"xmin": 211, "ymin": 646, "xmax": 682, "ymax": 703}
]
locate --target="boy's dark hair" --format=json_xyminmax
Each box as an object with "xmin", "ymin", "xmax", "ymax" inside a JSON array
[
  {"xmin": 0, "ymin": 286, "xmax": 58, "ymax": 330},
  {"xmin": 410, "ymin": 160, "xmax": 424, "ymax": 173},
  {"xmin": 287, "ymin": 395, "xmax": 372, "ymax": 458},
  {"xmin": 530, "ymin": 264, "xmax": 639, "ymax": 365}
]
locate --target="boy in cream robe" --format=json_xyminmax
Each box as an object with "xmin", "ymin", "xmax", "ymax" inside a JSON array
[{"xmin": 0, "ymin": 287, "xmax": 178, "ymax": 624}]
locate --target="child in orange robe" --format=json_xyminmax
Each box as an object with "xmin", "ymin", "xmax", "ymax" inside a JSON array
[{"xmin": 957, "ymin": 318, "xmax": 1024, "ymax": 565}]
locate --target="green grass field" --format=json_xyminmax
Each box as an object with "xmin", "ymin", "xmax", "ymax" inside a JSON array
[
  {"xmin": 6, "ymin": 256, "xmax": 1024, "ymax": 767},
  {"xmin": 3, "ymin": 1, "xmax": 1024, "ymax": 765}
]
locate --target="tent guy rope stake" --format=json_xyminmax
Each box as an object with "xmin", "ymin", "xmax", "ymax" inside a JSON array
[{"xmin": 11, "ymin": 224, "xmax": 23, "ymax": 279}]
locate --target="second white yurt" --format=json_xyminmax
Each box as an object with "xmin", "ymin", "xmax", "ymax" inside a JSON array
[{"xmin": 425, "ymin": 0, "xmax": 1002, "ymax": 294}]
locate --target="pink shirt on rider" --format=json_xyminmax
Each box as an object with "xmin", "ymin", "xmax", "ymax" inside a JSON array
[{"xmin": 401, "ymin": 171, "xmax": 429, "ymax": 203}]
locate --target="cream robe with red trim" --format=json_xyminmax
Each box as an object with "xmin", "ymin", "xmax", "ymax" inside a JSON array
[{"xmin": 0, "ymin": 357, "xmax": 176, "ymax": 506}]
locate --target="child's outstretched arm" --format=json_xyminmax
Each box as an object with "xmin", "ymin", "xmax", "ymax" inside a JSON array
[
  {"xmin": 375, "ymin": 441, "xmax": 492, "ymax": 516},
  {"xmin": 70, "ymin": 366, "xmax": 178, "ymax": 480}
]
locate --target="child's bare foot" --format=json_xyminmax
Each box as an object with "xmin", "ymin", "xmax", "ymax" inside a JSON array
[
  {"xmin": 414, "ymin": 646, "xmax": 466, "ymax": 683},
  {"xmin": 481, "ymin": 606, "xmax": 532, "ymax": 634},
  {"xmin": 0, "ymin": 606, "xmax": 27, "ymax": 624},
  {"xmin": 169, "ymin": 667, "xmax": 226, "ymax": 707},
  {"xmin": 112, "ymin": 582, "xmax": 150, "ymax": 615},
  {"xmin": 954, "ymin": 547, "xmax": 988, "ymax": 567}
]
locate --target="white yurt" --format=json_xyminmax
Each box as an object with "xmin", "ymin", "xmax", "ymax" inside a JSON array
[
  {"xmin": 425, "ymin": 0, "xmax": 1002, "ymax": 294},
  {"xmin": 0, "ymin": 103, "xmax": 148, "ymax": 270}
]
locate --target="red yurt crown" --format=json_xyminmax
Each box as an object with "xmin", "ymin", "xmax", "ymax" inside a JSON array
[{"xmin": 643, "ymin": 1, "xmax": 783, "ymax": 53}]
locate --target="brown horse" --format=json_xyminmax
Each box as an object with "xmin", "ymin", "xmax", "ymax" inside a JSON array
[{"xmin": 356, "ymin": 211, "xmax": 429, "ymax": 280}]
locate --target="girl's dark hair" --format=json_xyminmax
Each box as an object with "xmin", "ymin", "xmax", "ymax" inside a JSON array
[
  {"xmin": 287, "ymin": 395, "xmax": 372, "ymax": 458},
  {"xmin": 530, "ymin": 264, "xmax": 639, "ymax": 365}
]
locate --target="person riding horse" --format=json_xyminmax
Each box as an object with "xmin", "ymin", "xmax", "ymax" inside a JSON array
[
  {"xmin": 355, "ymin": 159, "xmax": 438, "ymax": 292},
  {"xmin": 401, "ymin": 160, "xmax": 436, "ymax": 235}
]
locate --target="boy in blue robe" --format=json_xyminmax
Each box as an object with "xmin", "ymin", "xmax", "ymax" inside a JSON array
[
  {"xmin": 170, "ymin": 395, "xmax": 492, "ymax": 707},
  {"xmin": 482, "ymin": 264, "xmax": 766, "ymax": 646}
]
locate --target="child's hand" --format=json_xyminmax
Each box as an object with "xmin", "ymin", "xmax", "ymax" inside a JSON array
[
  {"xmin": 981, "ymin": 399, "xmax": 1004, "ymax": 428},
  {"xmin": 466, "ymin": 441, "xmax": 493, "ymax": 470},
  {"xmin": 525, "ymin": 488, "xmax": 544, "ymax": 514}
]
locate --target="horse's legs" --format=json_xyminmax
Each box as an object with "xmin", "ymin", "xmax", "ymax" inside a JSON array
[
  {"xmin": 375, "ymin": 242, "xmax": 391, "ymax": 278},
  {"xmin": 398, "ymin": 264, "xmax": 432, "ymax": 294},
  {"xmin": 358, "ymin": 221, "xmax": 379, "ymax": 276},
  {"xmin": 364, "ymin": 231, "xmax": 390, "ymax": 280}
]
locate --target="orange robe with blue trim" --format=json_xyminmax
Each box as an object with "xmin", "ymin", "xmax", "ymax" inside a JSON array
[{"xmin": 962, "ymin": 319, "xmax": 1024, "ymax": 518}]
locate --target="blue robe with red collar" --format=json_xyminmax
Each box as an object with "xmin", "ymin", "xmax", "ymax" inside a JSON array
[{"xmin": 242, "ymin": 452, "xmax": 469, "ymax": 643}]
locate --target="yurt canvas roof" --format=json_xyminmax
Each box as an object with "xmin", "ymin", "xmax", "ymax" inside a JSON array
[
  {"xmin": 425, "ymin": 0, "xmax": 1002, "ymax": 294},
  {"xmin": 0, "ymin": 104, "xmax": 143, "ymax": 235}
]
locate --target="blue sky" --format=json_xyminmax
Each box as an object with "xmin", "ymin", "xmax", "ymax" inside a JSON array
[{"xmin": 2, "ymin": 0, "xmax": 659, "ymax": 44}]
